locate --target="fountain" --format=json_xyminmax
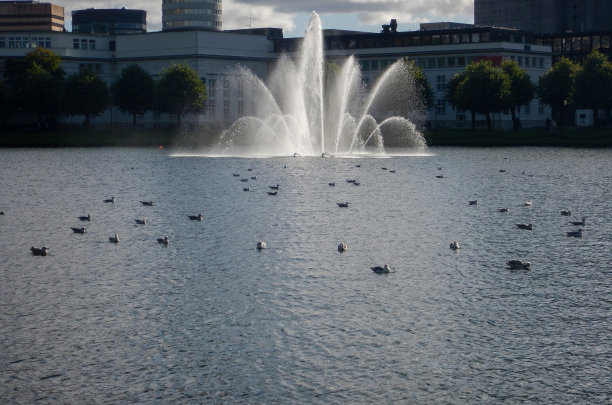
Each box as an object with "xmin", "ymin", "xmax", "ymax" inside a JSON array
[{"xmin": 213, "ymin": 12, "xmax": 426, "ymax": 157}]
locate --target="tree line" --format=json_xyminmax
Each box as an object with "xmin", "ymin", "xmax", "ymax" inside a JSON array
[
  {"xmin": 445, "ymin": 51, "xmax": 612, "ymax": 129},
  {"xmin": 0, "ymin": 48, "xmax": 206, "ymax": 128}
]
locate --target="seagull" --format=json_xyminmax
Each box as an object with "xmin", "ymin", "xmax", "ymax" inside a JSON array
[
  {"xmin": 337, "ymin": 202, "xmax": 350, "ymax": 208},
  {"xmin": 109, "ymin": 233, "xmax": 119, "ymax": 243},
  {"xmin": 256, "ymin": 241, "xmax": 267, "ymax": 250},
  {"xmin": 140, "ymin": 201, "xmax": 154, "ymax": 206},
  {"xmin": 570, "ymin": 217, "xmax": 586, "ymax": 226},
  {"xmin": 269, "ymin": 184, "xmax": 280, "ymax": 190},
  {"xmin": 0, "ymin": 210, "xmax": 5, "ymax": 215},
  {"xmin": 30, "ymin": 246, "xmax": 49, "ymax": 256},
  {"xmin": 371, "ymin": 264, "xmax": 391, "ymax": 274},
  {"xmin": 71, "ymin": 227, "xmax": 86, "ymax": 234},
  {"xmin": 103, "ymin": 197, "xmax": 116, "ymax": 203},
  {"xmin": 506, "ymin": 260, "xmax": 531, "ymax": 270},
  {"xmin": 267, "ymin": 191, "xmax": 278, "ymax": 196},
  {"xmin": 561, "ymin": 210, "xmax": 572, "ymax": 216},
  {"xmin": 469, "ymin": 200, "xmax": 478, "ymax": 205},
  {"xmin": 135, "ymin": 218, "xmax": 147, "ymax": 225},
  {"xmin": 78, "ymin": 213, "xmax": 92, "ymax": 221},
  {"xmin": 450, "ymin": 241, "xmax": 460, "ymax": 250},
  {"xmin": 338, "ymin": 243, "xmax": 348, "ymax": 252},
  {"xmin": 243, "ymin": 187, "xmax": 251, "ymax": 192},
  {"xmin": 188, "ymin": 214, "xmax": 203, "ymax": 221},
  {"xmin": 516, "ymin": 223, "xmax": 533, "ymax": 230},
  {"xmin": 566, "ymin": 228, "xmax": 584, "ymax": 237},
  {"xmin": 498, "ymin": 207, "xmax": 509, "ymax": 213},
  {"xmin": 157, "ymin": 236, "xmax": 169, "ymax": 245},
  {"xmin": 524, "ymin": 201, "xmax": 533, "ymax": 206}
]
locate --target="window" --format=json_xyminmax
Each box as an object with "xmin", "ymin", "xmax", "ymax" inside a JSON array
[
  {"xmin": 223, "ymin": 100, "xmax": 230, "ymax": 123},
  {"xmin": 0, "ymin": 38, "xmax": 4, "ymax": 48},
  {"xmin": 524, "ymin": 104, "xmax": 530, "ymax": 115},
  {"xmin": 447, "ymin": 57, "xmax": 455, "ymax": 67},
  {"xmin": 538, "ymin": 102, "xmax": 545, "ymax": 115},
  {"xmin": 457, "ymin": 56, "xmax": 466, "ymax": 67},
  {"xmin": 89, "ymin": 40, "xmax": 96, "ymax": 50},
  {"xmin": 208, "ymin": 79, "xmax": 216, "ymax": 98},
  {"xmin": 436, "ymin": 75, "xmax": 446, "ymax": 91},
  {"xmin": 436, "ymin": 99, "xmax": 446, "ymax": 114},
  {"xmin": 208, "ymin": 100, "xmax": 216, "ymax": 117},
  {"xmin": 223, "ymin": 78, "xmax": 229, "ymax": 98}
]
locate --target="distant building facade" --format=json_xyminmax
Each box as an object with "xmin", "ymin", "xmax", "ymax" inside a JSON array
[
  {"xmin": 475, "ymin": 0, "xmax": 612, "ymax": 34},
  {"xmin": 0, "ymin": 0, "xmax": 64, "ymax": 32},
  {"xmin": 162, "ymin": 0, "xmax": 222, "ymax": 31},
  {"xmin": 72, "ymin": 8, "xmax": 146, "ymax": 35}
]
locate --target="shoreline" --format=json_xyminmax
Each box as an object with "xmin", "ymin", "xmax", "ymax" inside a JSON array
[{"xmin": 0, "ymin": 128, "xmax": 611, "ymax": 148}]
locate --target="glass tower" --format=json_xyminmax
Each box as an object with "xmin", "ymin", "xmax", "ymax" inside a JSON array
[{"xmin": 162, "ymin": 0, "xmax": 222, "ymax": 31}]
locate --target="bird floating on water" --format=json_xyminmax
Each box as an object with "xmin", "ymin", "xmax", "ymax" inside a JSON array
[
  {"xmin": 140, "ymin": 201, "xmax": 154, "ymax": 206},
  {"xmin": 516, "ymin": 223, "xmax": 533, "ymax": 230},
  {"xmin": 109, "ymin": 234, "xmax": 119, "ymax": 243},
  {"xmin": 450, "ymin": 241, "xmax": 460, "ymax": 250},
  {"xmin": 78, "ymin": 213, "xmax": 92, "ymax": 221},
  {"xmin": 31, "ymin": 246, "xmax": 49, "ymax": 256},
  {"xmin": 256, "ymin": 241, "xmax": 267, "ymax": 250},
  {"xmin": 570, "ymin": 217, "xmax": 586, "ymax": 226},
  {"xmin": 157, "ymin": 236, "xmax": 169, "ymax": 245},
  {"xmin": 338, "ymin": 243, "xmax": 348, "ymax": 252},
  {"xmin": 269, "ymin": 184, "xmax": 280, "ymax": 190},
  {"xmin": 498, "ymin": 207, "xmax": 509, "ymax": 213},
  {"xmin": 267, "ymin": 191, "xmax": 278, "ymax": 196},
  {"xmin": 103, "ymin": 197, "xmax": 115, "ymax": 203},
  {"xmin": 469, "ymin": 200, "xmax": 478, "ymax": 205},
  {"xmin": 135, "ymin": 218, "xmax": 147, "ymax": 225},
  {"xmin": 243, "ymin": 187, "xmax": 251, "ymax": 192},
  {"xmin": 241, "ymin": 178, "xmax": 248, "ymax": 182},
  {"xmin": 524, "ymin": 201, "xmax": 533, "ymax": 206},
  {"xmin": 188, "ymin": 214, "xmax": 203, "ymax": 221},
  {"xmin": 436, "ymin": 175, "xmax": 444, "ymax": 178},
  {"xmin": 561, "ymin": 210, "xmax": 571, "ymax": 216},
  {"xmin": 371, "ymin": 264, "xmax": 391, "ymax": 274},
  {"xmin": 71, "ymin": 227, "xmax": 86, "ymax": 234},
  {"xmin": 337, "ymin": 202, "xmax": 350, "ymax": 208},
  {"xmin": 0, "ymin": 210, "xmax": 5, "ymax": 215},
  {"xmin": 566, "ymin": 228, "xmax": 584, "ymax": 237},
  {"xmin": 346, "ymin": 179, "xmax": 357, "ymax": 183},
  {"xmin": 506, "ymin": 260, "xmax": 531, "ymax": 270},
  {"xmin": 328, "ymin": 182, "xmax": 336, "ymax": 187}
]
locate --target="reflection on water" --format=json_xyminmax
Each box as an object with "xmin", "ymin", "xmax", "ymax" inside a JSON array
[{"xmin": 0, "ymin": 147, "xmax": 610, "ymax": 404}]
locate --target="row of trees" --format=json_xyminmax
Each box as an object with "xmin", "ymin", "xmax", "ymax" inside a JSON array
[
  {"xmin": 0, "ymin": 48, "xmax": 206, "ymax": 128},
  {"xmin": 446, "ymin": 51, "xmax": 612, "ymax": 130}
]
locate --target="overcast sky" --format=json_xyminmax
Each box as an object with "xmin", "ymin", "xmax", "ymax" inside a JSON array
[{"xmin": 59, "ymin": 0, "xmax": 474, "ymax": 37}]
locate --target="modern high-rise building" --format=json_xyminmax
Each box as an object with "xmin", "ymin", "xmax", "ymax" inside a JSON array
[
  {"xmin": 162, "ymin": 0, "xmax": 222, "ymax": 31},
  {"xmin": 475, "ymin": 0, "xmax": 612, "ymax": 34},
  {"xmin": 0, "ymin": 0, "xmax": 64, "ymax": 32}
]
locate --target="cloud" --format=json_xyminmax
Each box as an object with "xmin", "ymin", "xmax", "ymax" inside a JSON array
[{"xmin": 57, "ymin": 0, "xmax": 473, "ymax": 34}]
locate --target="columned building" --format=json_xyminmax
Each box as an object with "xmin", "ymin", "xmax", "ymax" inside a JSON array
[{"xmin": 162, "ymin": 0, "xmax": 222, "ymax": 31}]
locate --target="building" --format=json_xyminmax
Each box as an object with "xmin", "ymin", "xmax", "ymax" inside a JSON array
[
  {"xmin": 475, "ymin": 0, "xmax": 612, "ymax": 34},
  {"xmin": 162, "ymin": 0, "xmax": 222, "ymax": 31},
  {"xmin": 72, "ymin": 8, "xmax": 146, "ymax": 35},
  {"xmin": 0, "ymin": 0, "xmax": 64, "ymax": 32}
]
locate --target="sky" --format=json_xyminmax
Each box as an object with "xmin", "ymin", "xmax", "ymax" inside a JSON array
[{"xmin": 58, "ymin": 0, "xmax": 474, "ymax": 37}]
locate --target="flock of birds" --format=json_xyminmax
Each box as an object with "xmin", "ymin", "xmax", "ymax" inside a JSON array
[{"xmin": 13, "ymin": 157, "xmax": 589, "ymax": 274}]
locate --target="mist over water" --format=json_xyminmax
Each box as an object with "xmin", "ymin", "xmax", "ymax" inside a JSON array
[{"xmin": 213, "ymin": 12, "xmax": 426, "ymax": 157}]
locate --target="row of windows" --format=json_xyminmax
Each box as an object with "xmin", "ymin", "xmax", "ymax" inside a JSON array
[
  {"xmin": 0, "ymin": 21, "xmax": 64, "ymax": 28},
  {"xmin": 0, "ymin": 13, "xmax": 64, "ymax": 20},
  {"xmin": 73, "ymin": 38, "xmax": 96, "ymax": 50},
  {"xmin": 359, "ymin": 55, "xmax": 545, "ymax": 72},
  {"xmin": 165, "ymin": 8, "xmax": 221, "ymax": 15},
  {"xmin": 434, "ymin": 99, "xmax": 546, "ymax": 116},
  {"xmin": 166, "ymin": 20, "xmax": 222, "ymax": 28},
  {"xmin": 0, "ymin": 36, "xmax": 51, "ymax": 48}
]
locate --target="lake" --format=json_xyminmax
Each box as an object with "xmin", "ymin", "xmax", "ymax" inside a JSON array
[{"xmin": 1, "ymin": 146, "xmax": 610, "ymax": 404}]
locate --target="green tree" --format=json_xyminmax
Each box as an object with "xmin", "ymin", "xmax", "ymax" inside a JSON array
[
  {"xmin": 64, "ymin": 69, "xmax": 110, "ymax": 127},
  {"xmin": 111, "ymin": 64, "xmax": 155, "ymax": 126},
  {"xmin": 573, "ymin": 50, "xmax": 612, "ymax": 126},
  {"xmin": 447, "ymin": 60, "xmax": 511, "ymax": 130},
  {"xmin": 402, "ymin": 58, "xmax": 434, "ymax": 110},
  {"xmin": 155, "ymin": 63, "xmax": 206, "ymax": 127},
  {"xmin": 501, "ymin": 60, "xmax": 535, "ymax": 130},
  {"xmin": 3, "ymin": 48, "xmax": 65, "ymax": 127},
  {"xmin": 537, "ymin": 57, "xmax": 577, "ymax": 128}
]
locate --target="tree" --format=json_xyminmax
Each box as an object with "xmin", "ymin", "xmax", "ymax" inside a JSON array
[
  {"xmin": 155, "ymin": 63, "xmax": 206, "ymax": 127},
  {"xmin": 573, "ymin": 51, "xmax": 612, "ymax": 126},
  {"xmin": 4, "ymin": 48, "xmax": 65, "ymax": 127},
  {"xmin": 447, "ymin": 60, "xmax": 511, "ymax": 130},
  {"xmin": 0, "ymin": 79, "xmax": 13, "ymax": 123},
  {"xmin": 537, "ymin": 57, "xmax": 577, "ymax": 128},
  {"xmin": 64, "ymin": 69, "xmax": 110, "ymax": 127},
  {"xmin": 112, "ymin": 64, "xmax": 155, "ymax": 126},
  {"xmin": 501, "ymin": 60, "xmax": 535, "ymax": 130},
  {"xmin": 402, "ymin": 58, "xmax": 434, "ymax": 110}
]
